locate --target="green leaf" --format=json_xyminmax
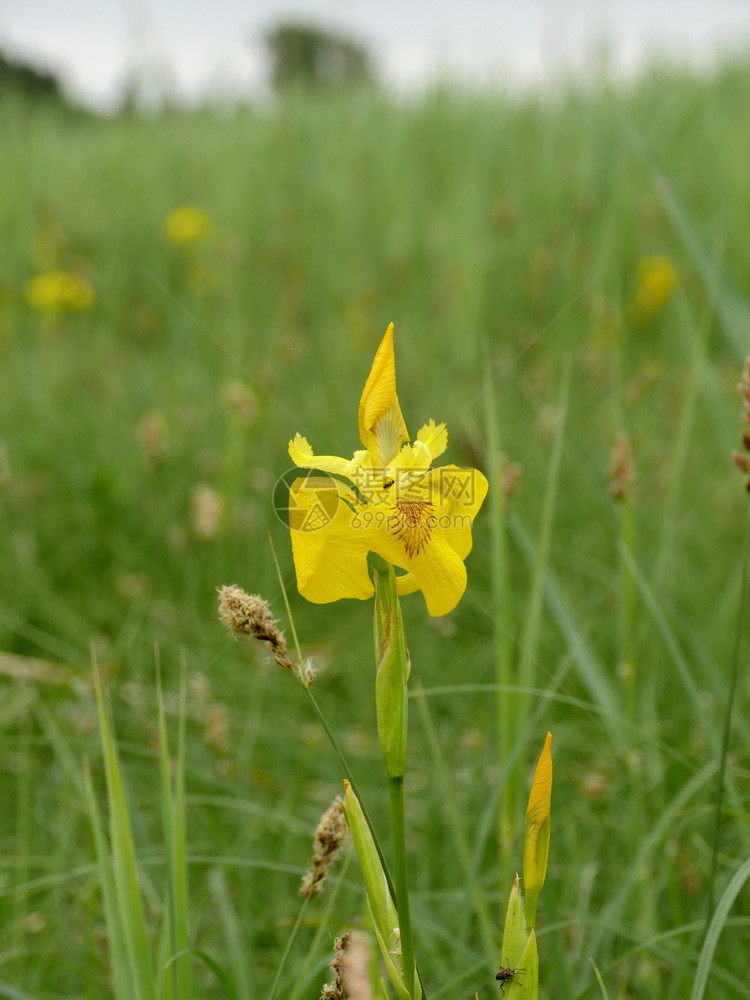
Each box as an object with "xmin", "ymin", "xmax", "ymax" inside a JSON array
[
  {"xmin": 343, "ymin": 781, "xmax": 420, "ymax": 1000},
  {"xmin": 93, "ymin": 666, "xmax": 157, "ymax": 1000},
  {"xmin": 157, "ymin": 665, "xmax": 192, "ymax": 1000},
  {"xmin": 165, "ymin": 948, "xmax": 241, "ymax": 1000},
  {"xmin": 500, "ymin": 875, "xmax": 528, "ymax": 971},
  {"xmin": 507, "ymin": 927, "xmax": 538, "ymax": 1000},
  {"xmin": 690, "ymin": 858, "xmax": 750, "ymax": 1000}
]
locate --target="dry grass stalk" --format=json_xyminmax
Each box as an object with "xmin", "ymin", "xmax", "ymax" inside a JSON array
[
  {"xmin": 610, "ymin": 432, "xmax": 634, "ymax": 501},
  {"xmin": 320, "ymin": 932, "xmax": 374, "ymax": 1000},
  {"xmin": 342, "ymin": 931, "xmax": 375, "ymax": 1000},
  {"xmin": 320, "ymin": 932, "xmax": 350, "ymax": 1000},
  {"xmin": 732, "ymin": 357, "xmax": 750, "ymax": 490}
]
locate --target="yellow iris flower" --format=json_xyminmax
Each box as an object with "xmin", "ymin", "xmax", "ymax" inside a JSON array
[{"xmin": 287, "ymin": 324, "xmax": 488, "ymax": 616}]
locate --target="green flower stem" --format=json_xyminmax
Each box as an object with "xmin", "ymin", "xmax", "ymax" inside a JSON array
[
  {"xmin": 389, "ymin": 775, "xmax": 416, "ymax": 999},
  {"xmin": 373, "ymin": 557, "xmax": 417, "ymax": 998},
  {"xmin": 268, "ymin": 896, "xmax": 309, "ymax": 1000},
  {"xmin": 303, "ymin": 686, "xmax": 398, "ymax": 897},
  {"xmin": 269, "ymin": 534, "xmax": 427, "ymax": 998}
]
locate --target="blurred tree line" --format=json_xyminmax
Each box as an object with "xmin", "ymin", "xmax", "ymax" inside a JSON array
[
  {"xmin": 265, "ymin": 21, "xmax": 374, "ymax": 91},
  {"xmin": 0, "ymin": 51, "xmax": 67, "ymax": 103},
  {"xmin": 0, "ymin": 19, "xmax": 374, "ymax": 113}
]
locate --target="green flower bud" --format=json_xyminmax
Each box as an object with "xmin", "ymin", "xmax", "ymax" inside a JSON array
[
  {"xmin": 342, "ymin": 781, "xmax": 420, "ymax": 1000},
  {"xmin": 374, "ymin": 560, "xmax": 409, "ymax": 779}
]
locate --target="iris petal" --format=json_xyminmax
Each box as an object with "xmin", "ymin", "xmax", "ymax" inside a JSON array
[
  {"xmin": 289, "ymin": 478, "xmax": 374, "ymax": 603},
  {"xmin": 357, "ymin": 323, "xmax": 410, "ymax": 467},
  {"xmin": 422, "ymin": 465, "xmax": 489, "ymax": 559},
  {"xmin": 368, "ymin": 520, "xmax": 468, "ymax": 617},
  {"xmin": 288, "ymin": 434, "xmax": 352, "ymax": 475},
  {"xmin": 416, "ymin": 420, "xmax": 448, "ymax": 461},
  {"xmin": 396, "ymin": 572, "xmax": 420, "ymax": 596}
]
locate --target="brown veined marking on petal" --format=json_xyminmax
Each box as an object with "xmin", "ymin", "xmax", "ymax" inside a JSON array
[{"xmin": 390, "ymin": 498, "xmax": 436, "ymax": 557}]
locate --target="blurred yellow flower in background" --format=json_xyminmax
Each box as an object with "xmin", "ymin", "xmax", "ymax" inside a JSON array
[
  {"xmin": 24, "ymin": 269, "xmax": 95, "ymax": 313},
  {"xmin": 163, "ymin": 205, "xmax": 214, "ymax": 246},
  {"xmin": 628, "ymin": 254, "xmax": 679, "ymax": 323}
]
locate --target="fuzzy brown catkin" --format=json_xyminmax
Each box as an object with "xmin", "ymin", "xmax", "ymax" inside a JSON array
[
  {"xmin": 217, "ymin": 585, "xmax": 293, "ymax": 670},
  {"xmin": 301, "ymin": 798, "xmax": 348, "ymax": 900}
]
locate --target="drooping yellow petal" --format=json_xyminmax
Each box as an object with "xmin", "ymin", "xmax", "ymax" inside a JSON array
[
  {"xmin": 289, "ymin": 478, "xmax": 374, "ymax": 603},
  {"xmin": 393, "ymin": 530, "xmax": 467, "ymax": 617},
  {"xmin": 288, "ymin": 434, "xmax": 352, "ymax": 475},
  {"xmin": 360, "ymin": 496, "xmax": 467, "ymax": 616},
  {"xmin": 395, "ymin": 572, "xmax": 420, "ymax": 596},
  {"xmin": 416, "ymin": 420, "xmax": 448, "ymax": 461},
  {"xmin": 425, "ymin": 465, "xmax": 489, "ymax": 559},
  {"xmin": 523, "ymin": 732, "xmax": 553, "ymax": 927},
  {"xmin": 357, "ymin": 323, "xmax": 409, "ymax": 468}
]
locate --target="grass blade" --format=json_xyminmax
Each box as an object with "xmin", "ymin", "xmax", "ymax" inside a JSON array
[
  {"xmin": 84, "ymin": 761, "xmax": 132, "ymax": 1000},
  {"xmin": 93, "ymin": 663, "xmax": 157, "ymax": 1000},
  {"xmin": 156, "ymin": 660, "xmax": 192, "ymax": 1000},
  {"xmin": 690, "ymin": 858, "xmax": 750, "ymax": 1000},
  {"xmin": 622, "ymin": 118, "xmax": 750, "ymax": 360},
  {"xmin": 509, "ymin": 515, "xmax": 621, "ymax": 744}
]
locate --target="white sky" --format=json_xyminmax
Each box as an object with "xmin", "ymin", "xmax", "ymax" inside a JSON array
[{"xmin": 3, "ymin": 1, "xmax": 750, "ymax": 110}]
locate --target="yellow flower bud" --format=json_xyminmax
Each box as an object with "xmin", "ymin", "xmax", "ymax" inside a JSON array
[{"xmin": 523, "ymin": 732, "xmax": 552, "ymax": 927}]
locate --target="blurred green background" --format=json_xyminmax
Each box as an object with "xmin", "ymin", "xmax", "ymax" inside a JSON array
[{"xmin": 1, "ymin": 53, "xmax": 750, "ymax": 999}]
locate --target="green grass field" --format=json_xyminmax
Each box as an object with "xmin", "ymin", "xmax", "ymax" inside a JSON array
[{"xmin": 1, "ymin": 57, "xmax": 750, "ymax": 999}]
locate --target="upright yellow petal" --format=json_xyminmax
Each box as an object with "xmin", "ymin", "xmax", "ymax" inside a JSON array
[
  {"xmin": 357, "ymin": 323, "xmax": 409, "ymax": 467},
  {"xmin": 416, "ymin": 420, "xmax": 448, "ymax": 461},
  {"xmin": 389, "ymin": 441, "xmax": 432, "ymax": 475},
  {"xmin": 523, "ymin": 732, "xmax": 553, "ymax": 927}
]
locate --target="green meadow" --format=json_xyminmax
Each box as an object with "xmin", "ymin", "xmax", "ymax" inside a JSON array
[{"xmin": 1, "ymin": 57, "xmax": 749, "ymax": 999}]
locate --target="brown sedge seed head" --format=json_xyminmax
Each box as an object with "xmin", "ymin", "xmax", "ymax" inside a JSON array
[
  {"xmin": 300, "ymin": 797, "xmax": 349, "ymax": 901},
  {"xmin": 217, "ymin": 584, "xmax": 293, "ymax": 670}
]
